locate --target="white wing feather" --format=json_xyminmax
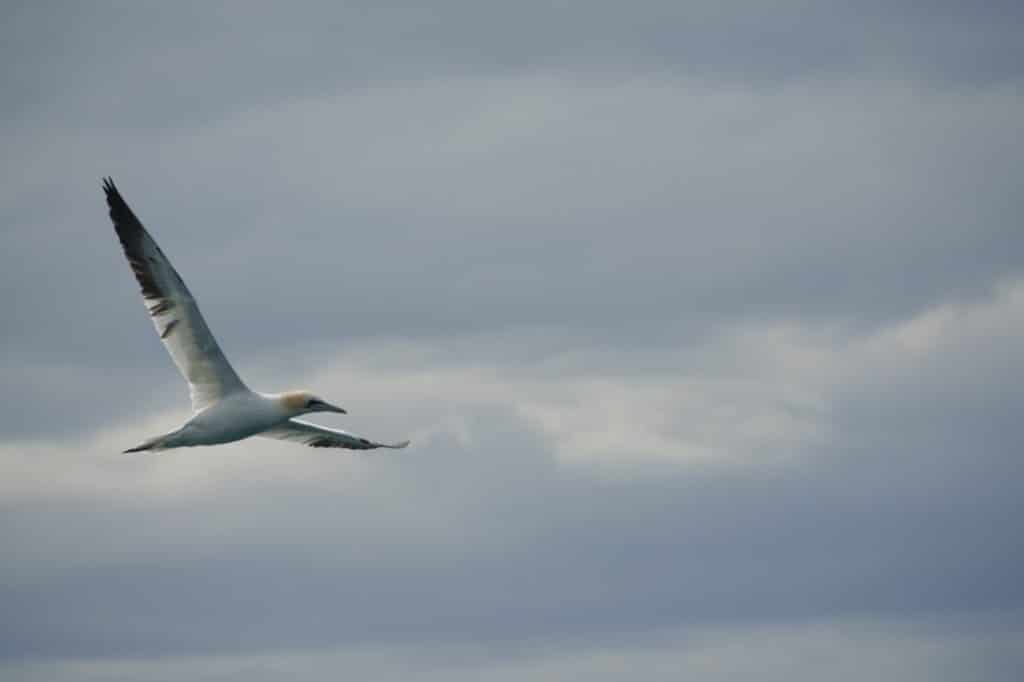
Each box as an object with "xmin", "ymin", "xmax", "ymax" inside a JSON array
[
  {"xmin": 259, "ymin": 419, "xmax": 411, "ymax": 450},
  {"xmin": 103, "ymin": 178, "xmax": 248, "ymax": 411}
]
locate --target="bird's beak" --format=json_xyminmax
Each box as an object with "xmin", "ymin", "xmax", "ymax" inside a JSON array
[{"xmin": 324, "ymin": 402, "xmax": 347, "ymax": 415}]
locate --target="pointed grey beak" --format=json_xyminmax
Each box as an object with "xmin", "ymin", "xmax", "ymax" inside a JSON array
[{"xmin": 325, "ymin": 403, "xmax": 347, "ymax": 415}]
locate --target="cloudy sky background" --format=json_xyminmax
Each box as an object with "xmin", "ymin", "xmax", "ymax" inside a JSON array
[{"xmin": 2, "ymin": 2, "xmax": 1022, "ymax": 679}]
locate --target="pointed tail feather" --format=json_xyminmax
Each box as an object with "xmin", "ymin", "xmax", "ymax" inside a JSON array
[
  {"xmin": 123, "ymin": 431, "xmax": 176, "ymax": 453},
  {"xmin": 123, "ymin": 439, "xmax": 159, "ymax": 453}
]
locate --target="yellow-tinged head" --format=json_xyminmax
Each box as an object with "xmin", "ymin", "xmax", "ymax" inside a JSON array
[{"xmin": 278, "ymin": 391, "xmax": 347, "ymax": 416}]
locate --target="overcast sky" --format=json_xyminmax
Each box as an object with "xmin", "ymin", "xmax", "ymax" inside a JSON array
[{"xmin": 2, "ymin": 2, "xmax": 1022, "ymax": 680}]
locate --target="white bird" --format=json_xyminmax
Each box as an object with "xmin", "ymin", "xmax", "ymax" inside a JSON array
[{"xmin": 102, "ymin": 178, "xmax": 410, "ymax": 454}]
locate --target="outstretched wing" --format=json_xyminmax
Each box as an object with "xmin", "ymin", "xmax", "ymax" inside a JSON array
[
  {"xmin": 259, "ymin": 419, "xmax": 411, "ymax": 450},
  {"xmin": 103, "ymin": 177, "xmax": 248, "ymax": 411}
]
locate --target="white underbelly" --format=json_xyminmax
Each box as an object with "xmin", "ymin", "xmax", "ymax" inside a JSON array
[
  {"xmin": 179, "ymin": 402, "xmax": 283, "ymax": 446},
  {"xmin": 188, "ymin": 420, "xmax": 270, "ymax": 445}
]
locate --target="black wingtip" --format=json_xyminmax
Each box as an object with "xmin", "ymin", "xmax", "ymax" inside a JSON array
[{"xmin": 101, "ymin": 177, "xmax": 134, "ymax": 220}]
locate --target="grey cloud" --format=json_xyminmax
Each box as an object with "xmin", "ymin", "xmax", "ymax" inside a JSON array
[
  {"xmin": 1, "ymin": 401, "xmax": 1020, "ymax": 660},
  {"xmin": 4, "ymin": 81, "xmax": 1022, "ymax": 375},
  {"xmin": 5, "ymin": 2, "xmax": 1023, "ymax": 132},
  {"xmin": 3, "ymin": 617, "xmax": 1022, "ymax": 682},
  {"xmin": 3, "ymin": 290, "xmax": 1023, "ymax": 658}
]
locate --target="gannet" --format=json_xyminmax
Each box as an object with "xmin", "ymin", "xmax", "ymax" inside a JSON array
[{"xmin": 102, "ymin": 178, "xmax": 410, "ymax": 454}]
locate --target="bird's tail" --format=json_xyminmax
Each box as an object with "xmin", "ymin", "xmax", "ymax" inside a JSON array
[{"xmin": 123, "ymin": 430, "xmax": 179, "ymax": 453}]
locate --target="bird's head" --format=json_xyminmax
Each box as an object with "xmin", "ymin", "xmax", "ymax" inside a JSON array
[{"xmin": 279, "ymin": 391, "xmax": 347, "ymax": 417}]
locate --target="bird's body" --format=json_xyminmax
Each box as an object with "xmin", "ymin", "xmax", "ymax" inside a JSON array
[
  {"xmin": 102, "ymin": 178, "xmax": 409, "ymax": 454},
  {"xmin": 130, "ymin": 392, "xmax": 290, "ymax": 452}
]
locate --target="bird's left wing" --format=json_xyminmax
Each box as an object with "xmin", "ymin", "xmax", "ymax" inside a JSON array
[
  {"xmin": 102, "ymin": 177, "xmax": 248, "ymax": 411},
  {"xmin": 259, "ymin": 419, "xmax": 411, "ymax": 450}
]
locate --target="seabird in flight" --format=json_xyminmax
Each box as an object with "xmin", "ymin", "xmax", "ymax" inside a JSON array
[{"xmin": 102, "ymin": 177, "xmax": 410, "ymax": 454}]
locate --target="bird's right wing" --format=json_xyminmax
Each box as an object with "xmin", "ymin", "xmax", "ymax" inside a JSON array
[
  {"xmin": 103, "ymin": 178, "xmax": 248, "ymax": 411},
  {"xmin": 259, "ymin": 419, "xmax": 411, "ymax": 450}
]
